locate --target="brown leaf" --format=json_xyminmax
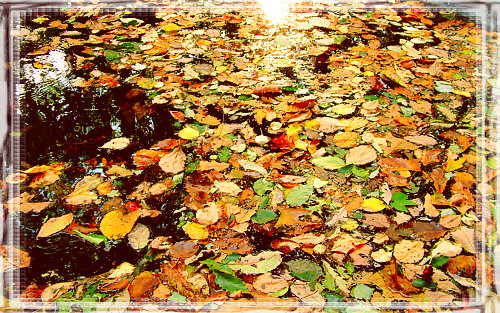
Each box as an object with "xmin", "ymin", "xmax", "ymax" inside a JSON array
[
  {"xmin": 128, "ymin": 223, "xmax": 150, "ymax": 250},
  {"xmin": 330, "ymin": 233, "xmax": 366, "ymax": 254},
  {"xmin": 214, "ymin": 237, "xmax": 254, "ymax": 254},
  {"xmin": 439, "ymin": 215, "xmax": 461, "ymax": 229},
  {"xmin": 378, "ymin": 158, "xmax": 421, "ymax": 171},
  {"xmin": 430, "ymin": 168, "xmax": 448, "ymax": 194},
  {"xmin": 349, "ymin": 244, "xmax": 373, "ymax": 266},
  {"xmin": 197, "ymin": 161, "xmax": 230, "ymax": 172},
  {"xmin": 393, "ymin": 240, "xmax": 425, "ymax": 263},
  {"xmin": 451, "ymin": 226, "xmax": 475, "ymax": 253},
  {"xmin": 169, "ymin": 241, "xmax": 199, "ymax": 259},
  {"xmin": 159, "ymin": 148, "xmax": 186, "ymax": 174},
  {"xmin": 19, "ymin": 202, "xmax": 51, "ymax": 213},
  {"xmin": 403, "ymin": 135, "xmax": 438, "ymax": 146},
  {"xmin": 128, "ymin": 271, "xmax": 160, "ymax": 299},
  {"xmin": 160, "ymin": 262, "xmax": 196, "ymax": 298},
  {"xmin": 381, "ymin": 133, "xmax": 419, "ymax": 156},
  {"xmin": 446, "ymin": 255, "xmax": 476, "ymax": 277},
  {"xmin": 37, "ymin": 213, "xmax": 74, "ymax": 238},
  {"xmin": 413, "ymin": 221, "xmax": 447, "ymax": 241},
  {"xmin": 0, "ymin": 245, "xmax": 31, "ymax": 270},
  {"xmin": 419, "ymin": 149, "xmax": 443, "ymax": 166},
  {"xmin": 275, "ymin": 207, "xmax": 308, "ymax": 227},
  {"xmin": 253, "ymin": 273, "xmax": 288, "ymax": 293},
  {"xmin": 364, "ymin": 213, "xmax": 391, "ymax": 228},
  {"xmin": 345, "ymin": 145, "xmax": 377, "ymax": 165}
]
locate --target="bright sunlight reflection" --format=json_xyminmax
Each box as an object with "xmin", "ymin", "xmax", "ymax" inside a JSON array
[{"xmin": 258, "ymin": 0, "xmax": 291, "ymax": 24}]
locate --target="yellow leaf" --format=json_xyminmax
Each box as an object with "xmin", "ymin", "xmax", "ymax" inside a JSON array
[
  {"xmin": 444, "ymin": 158, "xmax": 466, "ymax": 172},
  {"xmin": 341, "ymin": 219, "xmax": 359, "ymax": 231},
  {"xmin": 294, "ymin": 139, "xmax": 308, "ymax": 150},
  {"xmin": 37, "ymin": 213, "xmax": 73, "ymax": 237},
  {"xmin": 179, "ymin": 127, "xmax": 200, "ymax": 140},
  {"xmin": 361, "ymin": 198, "xmax": 385, "ymax": 212},
  {"xmin": 451, "ymin": 90, "xmax": 471, "ymax": 97},
  {"xmin": 162, "ymin": 23, "xmax": 181, "ymax": 32},
  {"xmin": 33, "ymin": 16, "xmax": 49, "ymax": 23},
  {"xmin": 184, "ymin": 222, "xmax": 209, "ymax": 240},
  {"xmin": 100, "ymin": 209, "xmax": 139, "ymax": 240},
  {"xmin": 399, "ymin": 170, "xmax": 411, "ymax": 178}
]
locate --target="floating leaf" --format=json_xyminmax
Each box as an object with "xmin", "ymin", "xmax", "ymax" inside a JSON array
[
  {"xmin": 100, "ymin": 209, "xmax": 139, "ymax": 240},
  {"xmin": 74, "ymin": 231, "xmax": 107, "ymax": 245},
  {"xmin": 159, "ymin": 148, "xmax": 186, "ymax": 174},
  {"xmin": 37, "ymin": 213, "xmax": 73, "ymax": 238},
  {"xmin": 128, "ymin": 223, "xmax": 150, "ymax": 250}
]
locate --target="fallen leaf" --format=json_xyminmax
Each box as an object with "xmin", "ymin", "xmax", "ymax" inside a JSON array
[
  {"xmin": 253, "ymin": 273, "xmax": 288, "ymax": 293},
  {"xmin": 128, "ymin": 271, "xmax": 160, "ymax": 299},
  {"xmin": 214, "ymin": 180, "xmax": 242, "ymax": 196},
  {"xmin": 275, "ymin": 207, "xmax": 308, "ymax": 227},
  {"xmin": 345, "ymin": 145, "xmax": 377, "ymax": 165},
  {"xmin": 100, "ymin": 209, "xmax": 139, "ymax": 240},
  {"xmin": 330, "ymin": 232, "xmax": 367, "ymax": 254},
  {"xmin": 5, "ymin": 173, "xmax": 28, "ymax": 184},
  {"xmin": 159, "ymin": 148, "xmax": 186, "ymax": 174},
  {"xmin": 361, "ymin": 198, "xmax": 386, "ymax": 212},
  {"xmin": 128, "ymin": 223, "xmax": 150, "ymax": 250},
  {"xmin": 431, "ymin": 239, "xmax": 463, "ymax": 258},
  {"xmin": 40, "ymin": 282, "xmax": 75, "ymax": 302},
  {"xmin": 439, "ymin": 215, "xmax": 461, "ymax": 229},
  {"xmin": 37, "ymin": 213, "xmax": 73, "ymax": 237},
  {"xmin": 393, "ymin": 239, "xmax": 425, "ymax": 263},
  {"xmin": 413, "ymin": 222, "xmax": 447, "ymax": 241},
  {"xmin": 403, "ymin": 135, "xmax": 438, "ymax": 146},
  {"xmin": 19, "ymin": 202, "xmax": 51, "ymax": 213},
  {"xmin": 101, "ymin": 137, "xmax": 130, "ymax": 150},
  {"xmin": 238, "ymin": 159, "xmax": 267, "ymax": 175},
  {"xmin": 197, "ymin": 161, "xmax": 230, "ymax": 171},
  {"xmin": 185, "ymin": 222, "xmax": 209, "ymax": 240},
  {"xmin": 451, "ymin": 226, "xmax": 475, "ymax": 253},
  {"xmin": 179, "ymin": 127, "xmax": 200, "ymax": 139},
  {"xmin": 169, "ymin": 241, "xmax": 199, "ymax": 259},
  {"xmin": 229, "ymin": 251, "xmax": 282, "ymax": 274},
  {"xmin": 196, "ymin": 202, "xmax": 220, "ymax": 225}
]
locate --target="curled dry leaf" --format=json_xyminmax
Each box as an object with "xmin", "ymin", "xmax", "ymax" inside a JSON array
[
  {"xmin": 159, "ymin": 148, "xmax": 186, "ymax": 174},
  {"xmin": 345, "ymin": 145, "xmax": 377, "ymax": 165},
  {"xmin": 37, "ymin": 213, "xmax": 74, "ymax": 238},
  {"xmin": 101, "ymin": 137, "xmax": 130, "ymax": 150},
  {"xmin": 393, "ymin": 239, "xmax": 425, "ymax": 263},
  {"xmin": 100, "ymin": 209, "xmax": 139, "ymax": 240}
]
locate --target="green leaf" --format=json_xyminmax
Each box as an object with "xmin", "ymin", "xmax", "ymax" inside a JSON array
[
  {"xmin": 390, "ymin": 192, "xmax": 416, "ymax": 212},
  {"xmin": 486, "ymin": 157, "xmax": 498, "ymax": 169},
  {"xmin": 201, "ymin": 259, "xmax": 234, "ymax": 274},
  {"xmin": 251, "ymin": 209, "xmax": 277, "ymax": 224},
  {"xmin": 350, "ymin": 284, "xmax": 374, "ymax": 300},
  {"xmin": 287, "ymin": 259, "xmax": 323, "ymax": 282},
  {"xmin": 218, "ymin": 146, "xmax": 232, "ymax": 162},
  {"xmin": 311, "ymin": 156, "xmax": 345, "ymax": 170},
  {"xmin": 412, "ymin": 279, "xmax": 436, "ymax": 289},
  {"xmin": 345, "ymin": 262, "xmax": 354, "ymax": 274},
  {"xmin": 286, "ymin": 184, "xmax": 314, "ymax": 207},
  {"xmin": 253, "ymin": 179, "xmax": 274, "ymax": 195},
  {"xmin": 104, "ymin": 50, "xmax": 122, "ymax": 63},
  {"xmin": 352, "ymin": 166, "xmax": 369, "ymax": 179},
  {"xmin": 168, "ymin": 292, "xmax": 187, "ymax": 302},
  {"xmin": 431, "ymin": 256, "xmax": 450, "ymax": 267},
  {"xmin": 74, "ymin": 231, "xmax": 107, "ymax": 245},
  {"xmin": 212, "ymin": 271, "xmax": 248, "ymax": 293}
]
